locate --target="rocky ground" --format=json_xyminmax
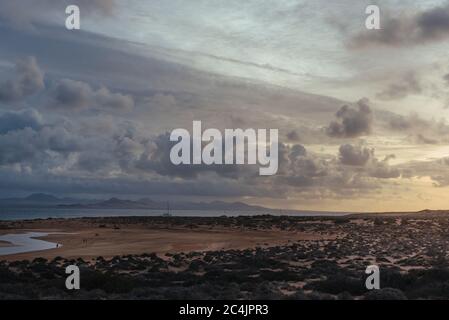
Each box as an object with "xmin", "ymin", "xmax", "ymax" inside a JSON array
[{"xmin": 1, "ymin": 214, "xmax": 449, "ymax": 299}]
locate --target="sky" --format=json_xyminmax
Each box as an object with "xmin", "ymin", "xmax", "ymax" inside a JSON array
[{"xmin": 1, "ymin": 0, "xmax": 449, "ymax": 212}]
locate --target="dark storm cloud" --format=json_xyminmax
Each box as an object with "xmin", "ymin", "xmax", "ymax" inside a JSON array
[
  {"xmin": 0, "ymin": 168, "xmax": 275, "ymax": 199},
  {"xmin": 0, "ymin": 12, "xmax": 415, "ymax": 202},
  {"xmin": 286, "ymin": 130, "xmax": 300, "ymax": 141},
  {"xmin": 0, "ymin": 109, "xmax": 42, "ymax": 134},
  {"xmin": 417, "ymin": 3, "xmax": 449, "ymax": 40},
  {"xmin": 0, "ymin": 121, "xmax": 81, "ymax": 166},
  {"xmin": 48, "ymin": 78, "xmax": 134, "ymax": 111},
  {"xmin": 134, "ymin": 133, "xmax": 251, "ymax": 180},
  {"xmin": 0, "ymin": 108, "xmax": 402, "ymax": 200},
  {"xmin": 276, "ymin": 143, "xmax": 327, "ymax": 188},
  {"xmin": 368, "ymin": 157, "xmax": 401, "ymax": 179},
  {"xmin": 0, "ymin": 55, "xmax": 135, "ymax": 111},
  {"xmin": 383, "ymin": 113, "xmax": 449, "ymax": 144},
  {"xmin": 0, "ymin": 128, "xmax": 38, "ymax": 165},
  {"xmin": 76, "ymin": 150, "xmax": 116, "ymax": 173},
  {"xmin": 39, "ymin": 125, "xmax": 81, "ymax": 153},
  {"xmin": 273, "ymin": 142, "xmax": 400, "ymax": 200},
  {"xmin": 377, "ymin": 73, "xmax": 422, "ymax": 100},
  {"xmin": 339, "ymin": 144, "xmax": 373, "ymax": 166},
  {"xmin": 349, "ymin": 3, "xmax": 449, "ymax": 48},
  {"xmin": 386, "ymin": 113, "xmax": 427, "ymax": 131},
  {"xmin": 0, "ymin": 107, "xmax": 85, "ymax": 166},
  {"xmin": 49, "ymin": 79, "xmax": 91, "ymax": 110},
  {"xmin": 0, "ymin": 56, "xmax": 44, "ymax": 102},
  {"xmin": 0, "ymin": 115, "xmax": 276, "ymax": 199},
  {"xmin": 338, "ymin": 143, "xmax": 400, "ymax": 178},
  {"xmin": 326, "ymin": 98, "xmax": 373, "ymax": 138},
  {"xmin": 289, "ymin": 144, "xmax": 307, "ymax": 159},
  {"xmin": 400, "ymin": 158, "xmax": 449, "ymax": 187}
]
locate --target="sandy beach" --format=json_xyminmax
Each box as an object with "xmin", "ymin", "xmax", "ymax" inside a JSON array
[{"xmin": 0, "ymin": 217, "xmax": 339, "ymax": 261}]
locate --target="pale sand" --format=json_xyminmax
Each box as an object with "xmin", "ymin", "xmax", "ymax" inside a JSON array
[{"xmin": 0, "ymin": 220, "xmax": 338, "ymax": 261}]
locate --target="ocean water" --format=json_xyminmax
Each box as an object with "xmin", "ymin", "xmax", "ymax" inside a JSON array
[
  {"xmin": 0, "ymin": 232, "xmax": 60, "ymax": 256},
  {"xmin": 0, "ymin": 207, "xmax": 349, "ymax": 221}
]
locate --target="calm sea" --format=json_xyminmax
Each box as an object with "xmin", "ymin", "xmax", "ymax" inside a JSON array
[{"xmin": 0, "ymin": 207, "xmax": 349, "ymax": 221}]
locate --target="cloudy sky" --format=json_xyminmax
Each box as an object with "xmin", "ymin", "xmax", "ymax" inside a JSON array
[{"xmin": 1, "ymin": 0, "xmax": 449, "ymax": 212}]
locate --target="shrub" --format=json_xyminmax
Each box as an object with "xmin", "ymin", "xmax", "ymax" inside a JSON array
[{"xmin": 364, "ymin": 288, "xmax": 407, "ymax": 300}]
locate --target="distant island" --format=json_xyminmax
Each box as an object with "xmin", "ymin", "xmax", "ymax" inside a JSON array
[
  {"xmin": 57, "ymin": 197, "xmax": 271, "ymax": 211},
  {"xmin": 0, "ymin": 193, "xmax": 274, "ymax": 212},
  {"xmin": 0, "ymin": 194, "xmax": 356, "ymax": 217}
]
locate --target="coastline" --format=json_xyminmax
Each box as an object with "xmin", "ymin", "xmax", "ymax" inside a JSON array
[{"xmin": 0, "ymin": 216, "xmax": 340, "ymax": 261}]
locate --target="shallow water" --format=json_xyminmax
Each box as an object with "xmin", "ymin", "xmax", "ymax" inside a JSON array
[{"xmin": 0, "ymin": 232, "xmax": 60, "ymax": 256}]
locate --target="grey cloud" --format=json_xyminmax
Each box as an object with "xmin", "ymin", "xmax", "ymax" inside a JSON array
[
  {"xmin": 0, "ymin": 14, "xmax": 419, "ymax": 202},
  {"xmin": 368, "ymin": 155, "xmax": 401, "ymax": 179},
  {"xmin": 444, "ymin": 73, "xmax": 449, "ymax": 85},
  {"xmin": 415, "ymin": 134, "xmax": 438, "ymax": 145},
  {"xmin": 290, "ymin": 144, "xmax": 307, "ymax": 159},
  {"xmin": 0, "ymin": 168, "xmax": 274, "ymax": 199},
  {"xmin": 440, "ymin": 158, "xmax": 449, "ymax": 166},
  {"xmin": 0, "ymin": 109, "xmax": 403, "ymax": 200},
  {"xmin": 275, "ymin": 143, "xmax": 328, "ymax": 188},
  {"xmin": 0, "ymin": 56, "xmax": 44, "ymax": 102},
  {"xmin": 286, "ymin": 130, "xmax": 300, "ymax": 141},
  {"xmin": 0, "ymin": 109, "xmax": 42, "ymax": 134},
  {"xmin": 0, "ymin": 0, "xmax": 115, "ymax": 30},
  {"xmin": 377, "ymin": 73, "xmax": 422, "ymax": 100},
  {"xmin": 274, "ymin": 142, "xmax": 400, "ymax": 200},
  {"xmin": 0, "ymin": 128, "xmax": 38, "ymax": 165},
  {"xmin": 384, "ymin": 113, "xmax": 449, "ymax": 144},
  {"xmin": 0, "ymin": 109, "xmax": 82, "ymax": 166},
  {"xmin": 349, "ymin": 3, "xmax": 449, "ymax": 48},
  {"xmin": 369, "ymin": 164, "xmax": 400, "ymax": 179},
  {"xmin": 135, "ymin": 133, "xmax": 249, "ymax": 180},
  {"xmin": 39, "ymin": 125, "xmax": 81, "ymax": 153},
  {"xmin": 386, "ymin": 113, "xmax": 427, "ymax": 131},
  {"xmin": 400, "ymin": 158, "xmax": 449, "ymax": 187},
  {"xmin": 49, "ymin": 78, "xmax": 134, "ymax": 111},
  {"xmin": 95, "ymin": 87, "xmax": 134, "ymax": 111},
  {"xmin": 326, "ymin": 98, "xmax": 373, "ymax": 138},
  {"xmin": 50, "ymin": 79, "xmax": 91, "ymax": 109},
  {"xmin": 339, "ymin": 144, "xmax": 373, "ymax": 166},
  {"xmin": 0, "ymin": 115, "xmax": 276, "ymax": 198},
  {"xmin": 70, "ymin": 0, "xmax": 116, "ymax": 16},
  {"xmin": 76, "ymin": 150, "xmax": 117, "ymax": 173},
  {"xmin": 338, "ymin": 143, "xmax": 400, "ymax": 178},
  {"xmin": 417, "ymin": 4, "xmax": 449, "ymax": 40},
  {"xmin": 72, "ymin": 121, "xmax": 145, "ymax": 173},
  {"xmin": 0, "ymin": 125, "xmax": 80, "ymax": 166}
]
